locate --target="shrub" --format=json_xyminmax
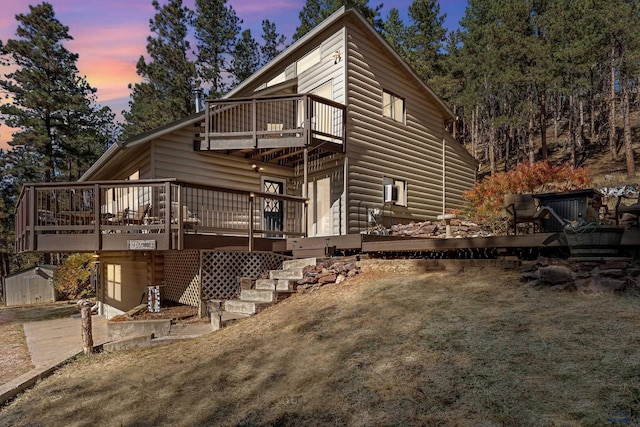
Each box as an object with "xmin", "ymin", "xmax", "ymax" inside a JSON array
[
  {"xmin": 464, "ymin": 161, "xmax": 592, "ymax": 221},
  {"xmin": 53, "ymin": 253, "xmax": 96, "ymax": 300}
]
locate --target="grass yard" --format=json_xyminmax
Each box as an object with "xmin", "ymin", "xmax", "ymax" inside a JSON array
[
  {"xmin": 1, "ymin": 268, "xmax": 639, "ymax": 426},
  {"xmin": 0, "ymin": 302, "xmax": 80, "ymax": 385}
]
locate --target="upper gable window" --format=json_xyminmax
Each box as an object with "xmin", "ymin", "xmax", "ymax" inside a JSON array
[
  {"xmin": 266, "ymin": 71, "xmax": 286, "ymax": 88},
  {"xmin": 296, "ymin": 46, "xmax": 321, "ymax": 75},
  {"xmin": 383, "ymin": 90, "xmax": 405, "ymax": 123}
]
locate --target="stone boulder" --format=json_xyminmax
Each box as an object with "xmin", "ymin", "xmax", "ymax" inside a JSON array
[{"xmin": 538, "ymin": 265, "xmax": 574, "ymax": 285}]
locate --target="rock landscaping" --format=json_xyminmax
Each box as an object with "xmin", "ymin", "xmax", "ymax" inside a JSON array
[
  {"xmin": 296, "ymin": 260, "xmax": 361, "ymax": 293},
  {"xmin": 388, "ymin": 219, "xmax": 495, "ymax": 238},
  {"xmin": 521, "ymin": 256, "xmax": 640, "ymax": 293}
]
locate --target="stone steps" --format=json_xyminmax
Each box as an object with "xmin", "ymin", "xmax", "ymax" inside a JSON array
[
  {"xmin": 240, "ymin": 288, "xmax": 275, "ymax": 302},
  {"xmin": 255, "ymin": 278, "xmax": 296, "ymax": 291},
  {"xmin": 210, "ymin": 257, "xmax": 319, "ymax": 330},
  {"xmin": 269, "ymin": 268, "xmax": 304, "ymax": 280},
  {"xmin": 224, "ymin": 299, "xmax": 274, "ymax": 316},
  {"xmin": 210, "ymin": 310, "xmax": 251, "ymax": 331},
  {"xmin": 283, "ymin": 257, "xmax": 317, "ymax": 270}
]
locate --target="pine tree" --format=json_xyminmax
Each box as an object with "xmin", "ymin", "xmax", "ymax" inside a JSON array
[
  {"xmin": 123, "ymin": 0, "xmax": 196, "ymax": 138},
  {"xmin": 0, "ymin": 2, "xmax": 114, "ymax": 181},
  {"xmin": 0, "ymin": 146, "xmax": 47, "ymax": 275},
  {"xmin": 406, "ymin": 0, "xmax": 447, "ymax": 83},
  {"xmin": 293, "ymin": 0, "xmax": 383, "ymax": 41},
  {"xmin": 260, "ymin": 19, "xmax": 286, "ymax": 65},
  {"xmin": 230, "ymin": 29, "xmax": 260, "ymax": 86},
  {"xmin": 382, "ymin": 8, "xmax": 411, "ymax": 61},
  {"xmin": 193, "ymin": 0, "xmax": 240, "ymax": 98}
]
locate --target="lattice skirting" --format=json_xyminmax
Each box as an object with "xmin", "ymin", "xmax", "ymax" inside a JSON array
[
  {"xmin": 162, "ymin": 250, "xmax": 289, "ymax": 306},
  {"xmin": 201, "ymin": 251, "xmax": 289, "ymax": 300},
  {"xmin": 163, "ymin": 250, "xmax": 201, "ymax": 307}
]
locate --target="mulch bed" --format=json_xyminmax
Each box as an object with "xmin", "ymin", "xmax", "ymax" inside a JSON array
[{"xmin": 110, "ymin": 304, "xmax": 206, "ymax": 324}]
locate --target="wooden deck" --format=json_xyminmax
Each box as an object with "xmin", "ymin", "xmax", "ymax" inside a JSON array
[
  {"xmin": 15, "ymin": 179, "xmax": 307, "ymax": 253},
  {"xmin": 286, "ymin": 231, "xmax": 640, "ymax": 259}
]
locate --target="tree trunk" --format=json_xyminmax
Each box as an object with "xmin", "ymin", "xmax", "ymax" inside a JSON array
[
  {"xmin": 78, "ymin": 300, "xmax": 95, "ymax": 355},
  {"xmin": 623, "ymin": 81, "xmax": 636, "ymax": 177},
  {"xmin": 590, "ymin": 95, "xmax": 596, "ymax": 143},
  {"xmin": 452, "ymin": 104, "xmax": 457, "ymax": 139},
  {"xmin": 569, "ymin": 95, "xmax": 577, "ymax": 168},
  {"xmin": 489, "ymin": 121, "xmax": 496, "ymax": 175},
  {"xmin": 610, "ymin": 49, "xmax": 618, "ymax": 160},
  {"xmin": 539, "ymin": 92, "xmax": 547, "ymax": 160},
  {"xmin": 554, "ymin": 93, "xmax": 561, "ymax": 145},
  {"xmin": 528, "ymin": 87, "xmax": 535, "ymax": 163}
]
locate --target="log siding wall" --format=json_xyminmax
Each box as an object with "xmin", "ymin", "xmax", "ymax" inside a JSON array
[{"xmin": 344, "ymin": 18, "xmax": 475, "ymax": 232}]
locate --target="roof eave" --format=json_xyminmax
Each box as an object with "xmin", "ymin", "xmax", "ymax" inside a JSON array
[{"xmin": 80, "ymin": 112, "xmax": 205, "ymax": 181}]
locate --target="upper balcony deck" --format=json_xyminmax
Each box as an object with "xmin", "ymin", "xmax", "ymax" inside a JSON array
[
  {"xmin": 199, "ymin": 94, "xmax": 346, "ymax": 156},
  {"xmin": 15, "ymin": 179, "xmax": 307, "ymax": 253}
]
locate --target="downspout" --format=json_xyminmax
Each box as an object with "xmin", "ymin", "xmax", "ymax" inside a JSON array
[
  {"xmin": 342, "ymin": 157, "xmax": 348, "ymax": 235},
  {"xmin": 442, "ymin": 118, "xmax": 446, "ymax": 216}
]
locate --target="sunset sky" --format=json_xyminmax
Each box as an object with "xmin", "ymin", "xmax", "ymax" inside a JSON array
[{"xmin": 0, "ymin": 0, "xmax": 466, "ymax": 150}]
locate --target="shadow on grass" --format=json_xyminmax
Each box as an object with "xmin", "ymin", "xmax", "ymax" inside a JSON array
[{"xmin": 1, "ymin": 270, "xmax": 639, "ymax": 426}]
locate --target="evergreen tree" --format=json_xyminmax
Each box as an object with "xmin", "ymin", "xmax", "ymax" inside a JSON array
[
  {"xmin": 293, "ymin": 0, "xmax": 383, "ymax": 41},
  {"xmin": 260, "ymin": 19, "xmax": 286, "ymax": 65},
  {"xmin": 432, "ymin": 30, "xmax": 465, "ymax": 138},
  {"xmin": 193, "ymin": 0, "xmax": 240, "ymax": 98},
  {"xmin": 608, "ymin": 0, "xmax": 640, "ymax": 176},
  {"xmin": 0, "ymin": 146, "xmax": 47, "ymax": 276},
  {"xmin": 406, "ymin": 0, "xmax": 447, "ymax": 83},
  {"xmin": 0, "ymin": 2, "xmax": 114, "ymax": 181},
  {"xmin": 382, "ymin": 8, "xmax": 411, "ymax": 61},
  {"xmin": 230, "ymin": 29, "xmax": 260, "ymax": 86},
  {"xmin": 123, "ymin": 0, "xmax": 196, "ymax": 138}
]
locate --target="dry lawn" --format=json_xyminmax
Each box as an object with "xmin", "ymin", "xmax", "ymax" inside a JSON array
[
  {"xmin": 0, "ymin": 302, "xmax": 80, "ymax": 385},
  {"xmin": 1, "ymin": 268, "xmax": 639, "ymax": 426}
]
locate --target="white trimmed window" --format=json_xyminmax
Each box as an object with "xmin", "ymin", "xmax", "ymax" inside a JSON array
[{"xmin": 383, "ymin": 90, "xmax": 405, "ymax": 123}]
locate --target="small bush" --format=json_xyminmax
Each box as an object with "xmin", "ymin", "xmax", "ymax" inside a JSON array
[
  {"xmin": 464, "ymin": 161, "xmax": 592, "ymax": 221},
  {"xmin": 53, "ymin": 253, "xmax": 96, "ymax": 300}
]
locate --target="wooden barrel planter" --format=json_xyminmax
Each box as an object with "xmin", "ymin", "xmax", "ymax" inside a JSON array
[{"xmin": 564, "ymin": 224, "xmax": 624, "ymax": 258}]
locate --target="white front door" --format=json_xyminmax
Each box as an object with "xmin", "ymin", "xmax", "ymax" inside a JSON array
[{"xmin": 307, "ymin": 177, "xmax": 332, "ymax": 237}]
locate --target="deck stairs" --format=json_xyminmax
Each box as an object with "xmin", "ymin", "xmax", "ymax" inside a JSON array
[{"xmin": 210, "ymin": 257, "xmax": 317, "ymax": 330}]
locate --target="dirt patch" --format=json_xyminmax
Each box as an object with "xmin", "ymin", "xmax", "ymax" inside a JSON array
[
  {"xmin": 0, "ymin": 323, "xmax": 33, "ymax": 384},
  {"xmin": 0, "ymin": 302, "xmax": 77, "ymax": 386}
]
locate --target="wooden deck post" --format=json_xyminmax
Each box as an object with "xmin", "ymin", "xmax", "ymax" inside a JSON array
[
  {"xmin": 28, "ymin": 185, "xmax": 36, "ymax": 251},
  {"xmin": 248, "ymin": 192, "xmax": 255, "ymax": 252},
  {"xmin": 77, "ymin": 299, "xmax": 95, "ymax": 355}
]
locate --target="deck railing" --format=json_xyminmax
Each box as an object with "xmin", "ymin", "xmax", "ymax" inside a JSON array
[
  {"xmin": 201, "ymin": 94, "xmax": 346, "ymax": 151},
  {"xmin": 15, "ymin": 179, "xmax": 307, "ymax": 253}
]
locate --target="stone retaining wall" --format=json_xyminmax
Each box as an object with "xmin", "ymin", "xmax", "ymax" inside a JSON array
[{"xmin": 521, "ymin": 256, "xmax": 640, "ymax": 293}]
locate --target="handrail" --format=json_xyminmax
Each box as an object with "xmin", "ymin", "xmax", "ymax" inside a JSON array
[
  {"xmin": 204, "ymin": 93, "xmax": 345, "ymax": 151},
  {"xmin": 15, "ymin": 179, "xmax": 308, "ymax": 253},
  {"xmin": 18, "ymin": 178, "xmax": 307, "ymax": 203}
]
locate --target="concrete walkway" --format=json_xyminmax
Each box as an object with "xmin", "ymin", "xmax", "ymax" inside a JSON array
[
  {"xmin": 24, "ymin": 315, "xmax": 109, "ymax": 368},
  {"xmin": 0, "ymin": 315, "xmax": 212, "ymax": 405}
]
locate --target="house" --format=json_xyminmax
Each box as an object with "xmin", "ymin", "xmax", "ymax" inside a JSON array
[
  {"xmin": 14, "ymin": 6, "xmax": 476, "ymax": 318},
  {"xmin": 2, "ymin": 266, "xmax": 58, "ymax": 306}
]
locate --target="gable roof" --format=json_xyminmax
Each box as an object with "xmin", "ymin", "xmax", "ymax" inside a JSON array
[
  {"xmin": 224, "ymin": 5, "xmax": 455, "ymax": 121},
  {"xmin": 82, "ymin": 6, "xmax": 456, "ymax": 181}
]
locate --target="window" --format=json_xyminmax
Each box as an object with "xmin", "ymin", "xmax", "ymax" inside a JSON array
[
  {"xmin": 383, "ymin": 177, "xmax": 407, "ymax": 206},
  {"xmin": 383, "ymin": 90, "xmax": 405, "ymax": 123},
  {"xmin": 296, "ymin": 46, "xmax": 321, "ymax": 75}
]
